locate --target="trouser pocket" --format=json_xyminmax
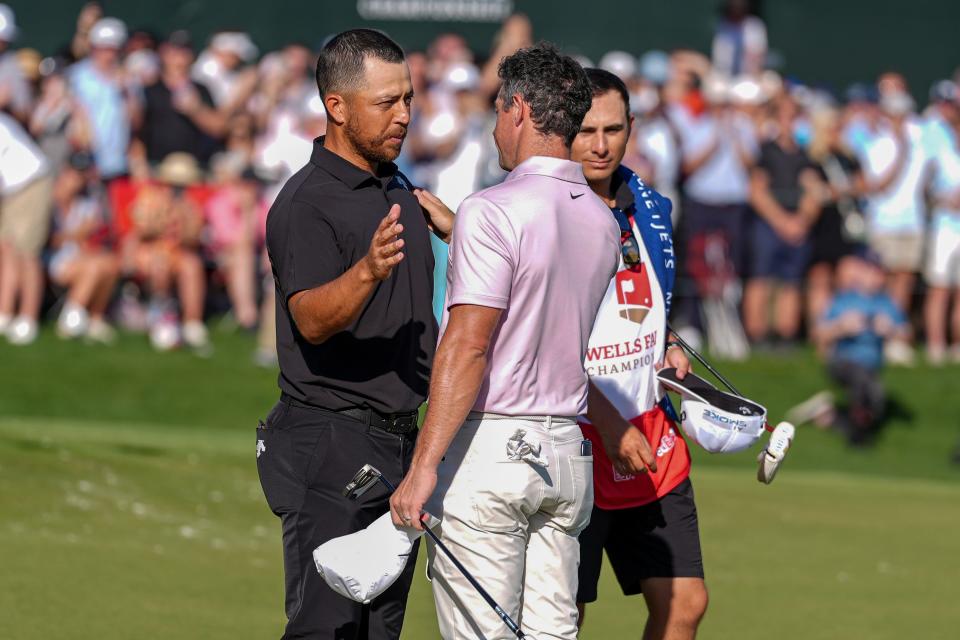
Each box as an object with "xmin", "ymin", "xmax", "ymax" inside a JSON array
[
  {"xmin": 556, "ymin": 455, "xmax": 594, "ymax": 536},
  {"xmin": 256, "ymin": 402, "xmax": 302, "ymax": 515}
]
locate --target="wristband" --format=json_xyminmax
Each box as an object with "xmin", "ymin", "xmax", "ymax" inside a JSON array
[{"xmin": 665, "ymin": 340, "xmax": 683, "ymax": 351}]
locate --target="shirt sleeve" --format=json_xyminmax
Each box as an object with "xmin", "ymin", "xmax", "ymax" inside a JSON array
[
  {"xmin": 738, "ymin": 118, "xmax": 760, "ymax": 159},
  {"xmin": 446, "ymin": 196, "xmax": 516, "ymax": 310},
  {"xmin": 681, "ymin": 120, "xmax": 711, "ymax": 159},
  {"xmin": 878, "ymin": 295, "xmax": 907, "ymax": 326},
  {"xmin": 822, "ymin": 296, "xmax": 844, "ymax": 322},
  {"xmin": 268, "ymin": 200, "xmax": 343, "ymax": 303}
]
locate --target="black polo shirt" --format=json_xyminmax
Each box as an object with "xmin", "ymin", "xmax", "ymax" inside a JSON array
[
  {"xmin": 265, "ymin": 137, "xmax": 436, "ymax": 415},
  {"xmin": 756, "ymin": 140, "xmax": 816, "ymax": 213},
  {"xmin": 140, "ymin": 80, "xmax": 220, "ymax": 166}
]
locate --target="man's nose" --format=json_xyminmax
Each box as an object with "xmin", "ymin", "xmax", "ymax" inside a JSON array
[
  {"xmin": 395, "ymin": 103, "xmax": 411, "ymax": 126},
  {"xmin": 593, "ymin": 135, "xmax": 608, "ymax": 156}
]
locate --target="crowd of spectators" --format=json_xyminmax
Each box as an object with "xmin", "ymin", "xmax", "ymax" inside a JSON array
[{"xmin": 0, "ymin": 2, "xmax": 958, "ymax": 373}]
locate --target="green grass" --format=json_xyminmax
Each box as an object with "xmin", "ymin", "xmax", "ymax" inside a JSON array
[{"xmin": 2, "ymin": 329, "xmax": 959, "ymax": 638}]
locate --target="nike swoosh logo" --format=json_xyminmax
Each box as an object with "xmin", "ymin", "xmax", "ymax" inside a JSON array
[{"xmin": 570, "ymin": 192, "xmax": 585, "ymax": 199}]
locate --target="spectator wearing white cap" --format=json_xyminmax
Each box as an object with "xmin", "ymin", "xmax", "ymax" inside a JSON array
[
  {"xmin": 599, "ymin": 50, "xmax": 637, "ymax": 84},
  {"xmin": 69, "ymin": 17, "xmax": 136, "ymax": 179},
  {"xmin": 922, "ymin": 81, "xmax": 960, "ymax": 364},
  {"xmin": 677, "ymin": 73, "xmax": 758, "ymax": 278},
  {"xmin": 0, "ymin": 112, "xmax": 53, "ymax": 345},
  {"xmin": 0, "ymin": 4, "xmax": 32, "ymax": 121},
  {"xmin": 192, "ymin": 30, "xmax": 258, "ymax": 113},
  {"xmin": 856, "ymin": 78, "xmax": 928, "ymax": 365}
]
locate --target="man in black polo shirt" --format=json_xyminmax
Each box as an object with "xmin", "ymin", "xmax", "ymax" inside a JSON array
[
  {"xmin": 138, "ymin": 30, "xmax": 225, "ymax": 168},
  {"xmin": 258, "ymin": 29, "xmax": 450, "ymax": 639}
]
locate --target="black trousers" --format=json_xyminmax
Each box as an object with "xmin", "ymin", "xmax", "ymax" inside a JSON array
[{"xmin": 256, "ymin": 397, "xmax": 419, "ymax": 640}]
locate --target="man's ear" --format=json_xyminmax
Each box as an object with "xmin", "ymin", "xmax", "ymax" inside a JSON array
[
  {"xmin": 325, "ymin": 93, "xmax": 348, "ymax": 126},
  {"xmin": 512, "ymin": 93, "xmax": 524, "ymax": 128}
]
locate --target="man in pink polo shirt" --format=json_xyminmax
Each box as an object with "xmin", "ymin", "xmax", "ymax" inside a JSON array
[{"xmin": 390, "ymin": 44, "xmax": 620, "ymax": 639}]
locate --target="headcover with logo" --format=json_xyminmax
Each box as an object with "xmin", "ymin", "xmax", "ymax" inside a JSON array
[
  {"xmin": 313, "ymin": 512, "xmax": 435, "ymax": 604},
  {"xmin": 656, "ymin": 368, "xmax": 767, "ymax": 453}
]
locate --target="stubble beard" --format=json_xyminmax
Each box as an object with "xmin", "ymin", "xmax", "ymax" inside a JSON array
[{"xmin": 345, "ymin": 118, "xmax": 402, "ymax": 167}]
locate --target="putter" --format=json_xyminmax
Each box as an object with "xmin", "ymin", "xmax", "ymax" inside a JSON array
[
  {"xmin": 343, "ymin": 464, "xmax": 529, "ymax": 639},
  {"xmin": 666, "ymin": 325, "xmax": 796, "ymax": 484}
]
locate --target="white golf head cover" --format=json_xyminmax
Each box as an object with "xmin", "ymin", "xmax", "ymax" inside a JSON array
[
  {"xmin": 313, "ymin": 512, "xmax": 427, "ymax": 603},
  {"xmin": 757, "ymin": 421, "xmax": 795, "ymax": 484},
  {"xmin": 678, "ymin": 398, "xmax": 767, "ymax": 453},
  {"xmin": 657, "ymin": 369, "xmax": 767, "ymax": 454}
]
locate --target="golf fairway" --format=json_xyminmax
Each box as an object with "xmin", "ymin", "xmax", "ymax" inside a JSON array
[{"xmin": 2, "ymin": 330, "xmax": 958, "ymax": 638}]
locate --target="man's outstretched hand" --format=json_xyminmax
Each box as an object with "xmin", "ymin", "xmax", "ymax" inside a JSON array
[{"xmin": 362, "ymin": 204, "xmax": 405, "ymax": 281}]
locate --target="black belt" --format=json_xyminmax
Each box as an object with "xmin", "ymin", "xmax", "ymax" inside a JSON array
[
  {"xmin": 340, "ymin": 407, "xmax": 419, "ymax": 434},
  {"xmin": 280, "ymin": 394, "xmax": 418, "ymax": 434}
]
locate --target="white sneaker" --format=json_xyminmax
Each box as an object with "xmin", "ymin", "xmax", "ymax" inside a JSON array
[
  {"xmin": 57, "ymin": 304, "xmax": 90, "ymax": 339},
  {"xmin": 182, "ymin": 321, "xmax": 212, "ymax": 356},
  {"xmin": 150, "ymin": 315, "xmax": 181, "ymax": 352},
  {"xmin": 927, "ymin": 345, "xmax": 947, "ymax": 367},
  {"xmin": 884, "ymin": 340, "xmax": 916, "ymax": 367},
  {"xmin": 950, "ymin": 345, "xmax": 960, "ymax": 365},
  {"xmin": 86, "ymin": 318, "xmax": 117, "ymax": 345},
  {"xmin": 6, "ymin": 316, "xmax": 38, "ymax": 345}
]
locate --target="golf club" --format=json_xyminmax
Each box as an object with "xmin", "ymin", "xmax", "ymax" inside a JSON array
[
  {"xmin": 666, "ymin": 325, "xmax": 796, "ymax": 483},
  {"xmin": 667, "ymin": 324, "xmax": 747, "ymax": 401},
  {"xmin": 343, "ymin": 464, "xmax": 529, "ymax": 639}
]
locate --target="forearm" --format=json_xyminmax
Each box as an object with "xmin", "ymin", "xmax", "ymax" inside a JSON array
[
  {"xmin": 750, "ymin": 186, "xmax": 790, "ymax": 223},
  {"xmin": 865, "ymin": 146, "xmax": 908, "ymax": 194},
  {"xmin": 735, "ymin": 142, "xmax": 755, "ymax": 169},
  {"xmin": 413, "ymin": 339, "xmax": 488, "ymax": 469},
  {"xmin": 797, "ymin": 191, "xmax": 822, "ymax": 226},
  {"xmin": 815, "ymin": 320, "xmax": 848, "ymax": 344},
  {"xmin": 191, "ymin": 107, "xmax": 227, "ymax": 137},
  {"xmin": 682, "ymin": 143, "xmax": 717, "ymax": 176},
  {"xmin": 291, "ymin": 258, "xmax": 378, "ymax": 344},
  {"xmin": 585, "ymin": 380, "xmax": 629, "ymax": 441}
]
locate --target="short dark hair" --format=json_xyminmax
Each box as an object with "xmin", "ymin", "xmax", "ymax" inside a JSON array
[
  {"xmin": 315, "ymin": 28, "xmax": 405, "ymax": 97},
  {"xmin": 498, "ymin": 43, "xmax": 592, "ymax": 146},
  {"xmin": 584, "ymin": 67, "xmax": 631, "ymax": 117}
]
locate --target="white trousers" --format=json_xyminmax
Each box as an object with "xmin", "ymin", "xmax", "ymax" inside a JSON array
[{"xmin": 425, "ymin": 414, "xmax": 594, "ymax": 640}]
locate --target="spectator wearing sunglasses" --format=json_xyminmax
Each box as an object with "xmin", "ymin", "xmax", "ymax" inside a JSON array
[{"xmin": 570, "ymin": 68, "xmax": 707, "ymax": 640}]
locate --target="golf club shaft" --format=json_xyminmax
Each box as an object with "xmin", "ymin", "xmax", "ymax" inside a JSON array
[
  {"xmin": 374, "ymin": 475, "xmax": 527, "ymax": 639},
  {"xmin": 667, "ymin": 324, "xmax": 742, "ymax": 395},
  {"xmin": 667, "ymin": 325, "xmax": 776, "ymax": 433}
]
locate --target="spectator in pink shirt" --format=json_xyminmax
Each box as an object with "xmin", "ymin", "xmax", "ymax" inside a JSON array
[{"xmin": 205, "ymin": 152, "xmax": 266, "ymax": 330}]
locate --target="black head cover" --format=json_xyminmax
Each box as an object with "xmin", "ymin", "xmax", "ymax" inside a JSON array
[{"xmin": 657, "ymin": 368, "xmax": 764, "ymax": 417}]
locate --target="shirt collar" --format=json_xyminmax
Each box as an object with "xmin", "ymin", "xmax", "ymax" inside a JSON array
[
  {"xmin": 309, "ymin": 136, "xmax": 398, "ymax": 190},
  {"xmin": 612, "ymin": 170, "xmax": 636, "ymax": 211},
  {"xmin": 504, "ymin": 155, "xmax": 588, "ymax": 185}
]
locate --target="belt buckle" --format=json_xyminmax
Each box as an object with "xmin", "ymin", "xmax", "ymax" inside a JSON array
[{"xmin": 387, "ymin": 413, "xmax": 415, "ymax": 434}]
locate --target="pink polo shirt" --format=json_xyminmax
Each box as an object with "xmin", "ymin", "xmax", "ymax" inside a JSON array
[{"xmin": 439, "ymin": 156, "xmax": 620, "ymax": 416}]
